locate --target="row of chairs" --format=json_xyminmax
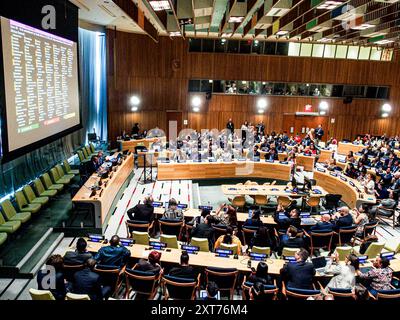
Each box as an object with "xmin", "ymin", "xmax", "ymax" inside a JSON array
[
  {"xmin": 0, "ymin": 159, "xmax": 78, "ymax": 247},
  {"xmin": 76, "ymin": 143, "xmax": 97, "ymax": 163}
]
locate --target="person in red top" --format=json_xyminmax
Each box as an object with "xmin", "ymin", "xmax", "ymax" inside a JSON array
[{"xmin": 294, "ymin": 134, "xmax": 302, "ymax": 144}]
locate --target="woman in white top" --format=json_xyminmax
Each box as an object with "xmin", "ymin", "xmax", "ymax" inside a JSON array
[
  {"xmin": 362, "ymin": 173, "xmax": 376, "ymax": 195},
  {"xmin": 351, "ymin": 206, "xmax": 369, "ymax": 237},
  {"xmin": 324, "ymin": 253, "xmax": 359, "ymax": 291}
]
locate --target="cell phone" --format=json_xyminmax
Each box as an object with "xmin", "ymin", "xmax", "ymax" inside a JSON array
[{"xmin": 166, "ymin": 249, "xmax": 171, "ymax": 252}]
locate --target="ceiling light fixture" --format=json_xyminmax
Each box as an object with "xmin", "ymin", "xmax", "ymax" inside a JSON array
[
  {"xmin": 149, "ymin": 0, "xmax": 171, "ymax": 11},
  {"xmin": 317, "ymin": 1, "xmax": 343, "ymax": 10},
  {"xmin": 228, "ymin": 16, "xmax": 244, "ymax": 23}
]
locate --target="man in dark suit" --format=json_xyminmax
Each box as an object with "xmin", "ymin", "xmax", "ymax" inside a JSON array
[
  {"xmin": 280, "ymin": 248, "xmax": 316, "ymax": 290},
  {"xmin": 226, "ymin": 118, "xmax": 234, "ymax": 135},
  {"xmin": 86, "ymin": 155, "xmax": 100, "ymax": 175},
  {"xmin": 191, "ymin": 215, "xmax": 215, "ymax": 251},
  {"xmin": 310, "ymin": 214, "xmax": 334, "ymax": 232},
  {"xmin": 127, "ymin": 196, "xmax": 155, "ymax": 222},
  {"xmin": 332, "ymin": 207, "xmax": 354, "ymax": 231},
  {"xmin": 72, "ymin": 258, "xmax": 103, "ymax": 300},
  {"xmin": 64, "ymin": 238, "xmax": 93, "ymax": 265},
  {"xmin": 314, "ymin": 124, "xmax": 324, "ymax": 145},
  {"xmin": 94, "ymin": 235, "xmax": 131, "ymax": 267},
  {"xmin": 168, "ymin": 251, "xmax": 198, "ymax": 279},
  {"xmin": 278, "ymin": 226, "xmax": 305, "ymax": 256}
]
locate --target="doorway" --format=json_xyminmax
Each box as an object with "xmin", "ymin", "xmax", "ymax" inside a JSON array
[
  {"xmin": 166, "ymin": 111, "xmax": 183, "ymax": 143},
  {"xmin": 282, "ymin": 114, "xmax": 329, "ymax": 141}
]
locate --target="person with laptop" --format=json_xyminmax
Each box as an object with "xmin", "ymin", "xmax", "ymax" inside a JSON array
[
  {"xmin": 280, "ymin": 248, "xmax": 316, "ymax": 290},
  {"xmin": 356, "ymin": 256, "xmax": 393, "ymax": 296},
  {"xmin": 200, "ymin": 282, "xmax": 220, "ymax": 301},
  {"xmin": 323, "ymin": 253, "xmax": 359, "ymax": 291}
]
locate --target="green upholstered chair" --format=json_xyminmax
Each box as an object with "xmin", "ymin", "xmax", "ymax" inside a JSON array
[
  {"xmin": 77, "ymin": 150, "xmax": 85, "ymax": 163},
  {"xmin": 41, "ymin": 173, "xmax": 64, "ymax": 192},
  {"xmin": 0, "ymin": 211, "xmax": 21, "ymax": 234},
  {"xmin": 160, "ymin": 234, "xmax": 179, "ymax": 249},
  {"xmin": 0, "ymin": 199, "xmax": 31, "ymax": 223},
  {"xmin": 335, "ymin": 247, "xmax": 353, "ymax": 261},
  {"xmin": 29, "ymin": 289, "xmax": 55, "ymax": 300},
  {"xmin": 0, "ymin": 233, "xmax": 7, "ymax": 247},
  {"xmin": 55, "ymin": 164, "xmax": 74, "ymax": 180},
  {"xmin": 85, "ymin": 145, "xmax": 95, "ymax": 157},
  {"xmin": 355, "ymin": 242, "xmax": 385, "ymax": 259},
  {"xmin": 384, "ymin": 240, "xmax": 400, "ymax": 254},
  {"xmin": 63, "ymin": 160, "xmax": 79, "ymax": 175},
  {"xmin": 33, "ymin": 178, "xmax": 58, "ymax": 197},
  {"xmin": 23, "ymin": 185, "xmax": 49, "ymax": 206},
  {"xmin": 65, "ymin": 293, "xmax": 90, "ymax": 300},
  {"xmin": 132, "ymin": 231, "xmax": 150, "ymax": 245},
  {"xmin": 190, "ymin": 237, "xmax": 209, "ymax": 252},
  {"xmin": 219, "ymin": 243, "xmax": 238, "ymax": 255},
  {"xmin": 82, "ymin": 147, "xmax": 89, "ymax": 159},
  {"xmin": 251, "ymin": 246, "xmax": 271, "ymax": 256},
  {"xmin": 50, "ymin": 167, "xmax": 71, "ymax": 185},
  {"xmin": 15, "ymin": 190, "xmax": 41, "ymax": 214},
  {"xmin": 281, "ymin": 247, "xmax": 299, "ymax": 258},
  {"xmin": 89, "ymin": 143, "xmax": 96, "ymax": 154}
]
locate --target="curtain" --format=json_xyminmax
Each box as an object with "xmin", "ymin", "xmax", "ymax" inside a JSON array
[
  {"xmin": 78, "ymin": 28, "xmax": 107, "ymax": 143},
  {"xmin": 0, "ymin": 27, "xmax": 108, "ymax": 198}
]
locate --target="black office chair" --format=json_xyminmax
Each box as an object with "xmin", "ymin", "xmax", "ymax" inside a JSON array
[
  {"xmin": 124, "ymin": 266, "xmax": 161, "ymax": 299},
  {"xmin": 323, "ymin": 194, "xmax": 342, "ymax": 211},
  {"xmin": 376, "ymin": 202, "xmax": 398, "ymax": 228},
  {"xmin": 241, "ymin": 226, "xmax": 258, "ymax": 247}
]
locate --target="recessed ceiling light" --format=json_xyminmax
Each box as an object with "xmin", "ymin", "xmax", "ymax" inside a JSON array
[
  {"xmin": 276, "ymin": 30, "xmax": 288, "ymax": 36},
  {"xmin": 229, "ymin": 16, "xmax": 244, "ymax": 23},
  {"xmin": 375, "ymin": 39, "xmax": 394, "ymax": 45},
  {"xmin": 317, "ymin": 1, "xmax": 343, "ymax": 10},
  {"xmin": 149, "ymin": 0, "xmax": 171, "ymax": 11},
  {"xmin": 351, "ymin": 23, "xmax": 374, "ymax": 30}
]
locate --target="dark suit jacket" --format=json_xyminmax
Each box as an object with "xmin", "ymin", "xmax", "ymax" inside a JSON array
[
  {"xmin": 278, "ymin": 237, "xmax": 305, "ymax": 256},
  {"xmin": 169, "ymin": 266, "xmax": 198, "ymax": 280},
  {"xmin": 72, "ymin": 268, "xmax": 103, "ymax": 301},
  {"xmin": 63, "ymin": 251, "xmax": 93, "ymax": 265},
  {"xmin": 310, "ymin": 222, "xmax": 334, "ymax": 232},
  {"xmin": 127, "ymin": 204, "xmax": 155, "ymax": 222},
  {"xmin": 280, "ymin": 261, "xmax": 316, "ymax": 290},
  {"xmin": 191, "ymin": 223, "xmax": 215, "ymax": 251},
  {"xmin": 333, "ymin": 214, "xmax": 353, "ymax": 231}
]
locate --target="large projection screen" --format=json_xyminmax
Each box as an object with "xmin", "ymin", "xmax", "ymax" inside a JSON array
[{"xmin": 0, "ymin": 17, "xmax": 81, "ymax": 160}]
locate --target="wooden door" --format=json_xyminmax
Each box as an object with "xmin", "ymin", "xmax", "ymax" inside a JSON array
[
  {"xmin": 166, "ymin": 111, "xmax": 183, "ymax": 143},
  {"xmin": 283, "ymin": 115, "xmax": 329, "ymax": 141}
]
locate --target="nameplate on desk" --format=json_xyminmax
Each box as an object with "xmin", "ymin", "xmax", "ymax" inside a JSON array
[
  {"xmin": 380, "ymin": 252, "xmax": 395, "ymax": 260},
  {"xmin": 192, "ymin": 159, "xmax": 201, "ymax": 162},
  {"xmin": 284, "ymin": 256, "xmax": 296, "ymax": 263},
  {"xmin": 319, "ymin": 210, "xmax": 330, "ymax": 215},
  {"xmin": 340, "ymin": 176, "xmax": 348, "ymax": 182},
  {"xmin": 249, "ymin": 252, "xmax": 267, "ymax": 261},
  {"xmin": 312, "ymin": 189, "xmax": 322, "ymax": 194},
  {"xmin": 177, "ymin": 159, "xmax": 186, "ymax": 163},
  {"xmin": 208, "ymin": 158, "xmax": 217, "ymax": 162},
  {"xmin": 215, "ymin": 249, "xmax": 233, "ymax": 257},
  {"xmin": 181, "ymin": 245, "xmax": 199, "ymax": 254},
  {"xmin": 161, "ymin": 159, "xmax": 170, "ymax": 163},
  {"xmin": 238, "ymin": 158, "xmax": 246, "ymax": 161},
  {"xmin": 303, "ymin": 153, "xmax": 311, "ymax": 156},
  {"xmin": 120, "ymin": 238, "xmax": 134, "ymax": 246},
  {"xmin": 270, "ymin": 188, "xmax": 279, "ymax": 191},
  {"xmin": 177, "ymin": 204, "xmax": 188, "ymax": 209},
  {"xmin": 265, "ymin": 159, "xmax": 274, "ymax": 163},
  {"xmin": 223, "ymin": 159, "xmax": 231, "ymax": 162},
  {"xmin": 228, "ymin": 188, "xmax": 237, "ymax": 191},
  {"xmin": 338, "ymin": 159, "xmax": 346, "ymax": 163},
  {"xmin": 249, "ymin": 188, "xmax": 258, "ymax": 191},
  {"xmin": 152, "ymin": 202, "xmax": 163, "ymax": 207},
  {"xmin": 316, "ymin": 168, "xmax": 326, "ymax": 173},
  {"xmin": 358, "ymin": 255, "xmax": 368, "ymax": 264},
  {"xmin": 88, "ymin": 234, "xmax": 104, "ymax": 243},
  {"xmin": 279, "ymin": 161, "xmax": 288, "ymax": 164},
  {"xmin": 149, "ymin": 241, "xmax": 167, "ymax": 250},
  {"xmin": 329, "ymin": 172, "xmax": 338, "ymax": 177},
  {"xmin": 253, "ymin": 157, "xmax": 260, "ymax": 162},
  {"xmin": 349, "ymin": 181, "xmax": 355, "ymax": 187},
  {"xmin": 300, "ymin": 213, "xmax": 311, "ymax": 218},
  {"xmin": 198, "ymin": 205, "xmax": 213, "ymax": 211}
]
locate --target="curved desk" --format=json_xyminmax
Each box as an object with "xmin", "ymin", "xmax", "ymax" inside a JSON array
[
  {"xmin": 157, "ymin": 160, "xmax": 291, "ymax": 181},
  {"xmin": 118, "ymin": 137, "xmax": 166, "ymax": 152},
  {"xmin": 313, "ymin": 169, "xmax": 376, "ymax": 208},
  {"xmin": 337, "ymin": 142, "xmax": 365, "ymax": 155}
]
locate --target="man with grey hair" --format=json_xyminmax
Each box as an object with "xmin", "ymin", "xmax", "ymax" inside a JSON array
[
  {"xmin": 310, "ymin": 214, "xmax": 334, "ymax": 232},
  {"xmin": 127, "ymin": 195, "xmax": 154, "ymax": 223},
  {"xmin": 332, "ymin": 206, "xmax": 353, "ymax": 231}
]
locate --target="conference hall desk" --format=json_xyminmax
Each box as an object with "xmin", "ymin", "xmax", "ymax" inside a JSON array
[
  {"xmin": 79, "ymin": 242, "xmax": 400, "ymax": 276},
  {"xmin": 153, "ymin": 207, "xmax": 277, "ymax": 225},
  {"xmin": 318, "ymin": 149, "xmax": 334, "ymax": 163},
  {"xmin": 337, "ymin": 142, "xmax": 365, "ymax": 155},
  {"xmin": 118, "ymin": 137, "xmax": 167, "ymax": 152},
  {"xmin": 221, "ymin": 185, "xmax": 327, "ymax": 198},
  {"xmin": 157, "ymin": 160, "xmax": 291, "ymax": 181},
  {"xmin": 313, "ymin": 169, "xmax": 376, "ymax": 209},
  {"xmin": 259, "ymin": 151, "xmax": 315, "ymax": 171},
  {"xmin": 72, "ymin": 154, "xmax": 134, "ymax": 233}
]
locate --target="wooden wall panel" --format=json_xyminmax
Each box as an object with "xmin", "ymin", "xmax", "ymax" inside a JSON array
[{"xmin": 106, "ymin": 30, "xmax": 400, "ymax": 143}]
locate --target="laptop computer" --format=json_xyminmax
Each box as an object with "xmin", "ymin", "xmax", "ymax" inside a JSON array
[{"xmin": 312, "ymin": 256, "xmax": 328, "ymax": 274}]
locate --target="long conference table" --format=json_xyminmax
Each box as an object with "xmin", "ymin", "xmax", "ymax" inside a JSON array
[
  {"xmin": 157, "ymin": 160, "xmax": 292, "ymax": 181},
  {"xmin": 337, "ymin": 142, "xmax": 366, "ymax": 155},
  {"xmin": 77, "ymin": 241, "xmax": 400, "ymax": 275},
  {"xmin": 72, "ymin": 154, "xmax": 134, "ymax": 233}
]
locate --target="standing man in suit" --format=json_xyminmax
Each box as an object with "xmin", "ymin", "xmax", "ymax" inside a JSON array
[
  {"xmin": 314, "ymin": 124, "xmax": 324, "ymax": 146},
  {"xmin": 72, "ymin": 258, "xmax": 103, "ymax": 300},
  {"xmin": 280, "ymin": 248, "xmax": 316, "ymax": 290},
  {"xmin": 127, "ymin": 196, "xmax": 155, "ymax": 223},
  {"xmin": 226, "ymin": 118, "xmax": 235, "ymax": 137}
]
